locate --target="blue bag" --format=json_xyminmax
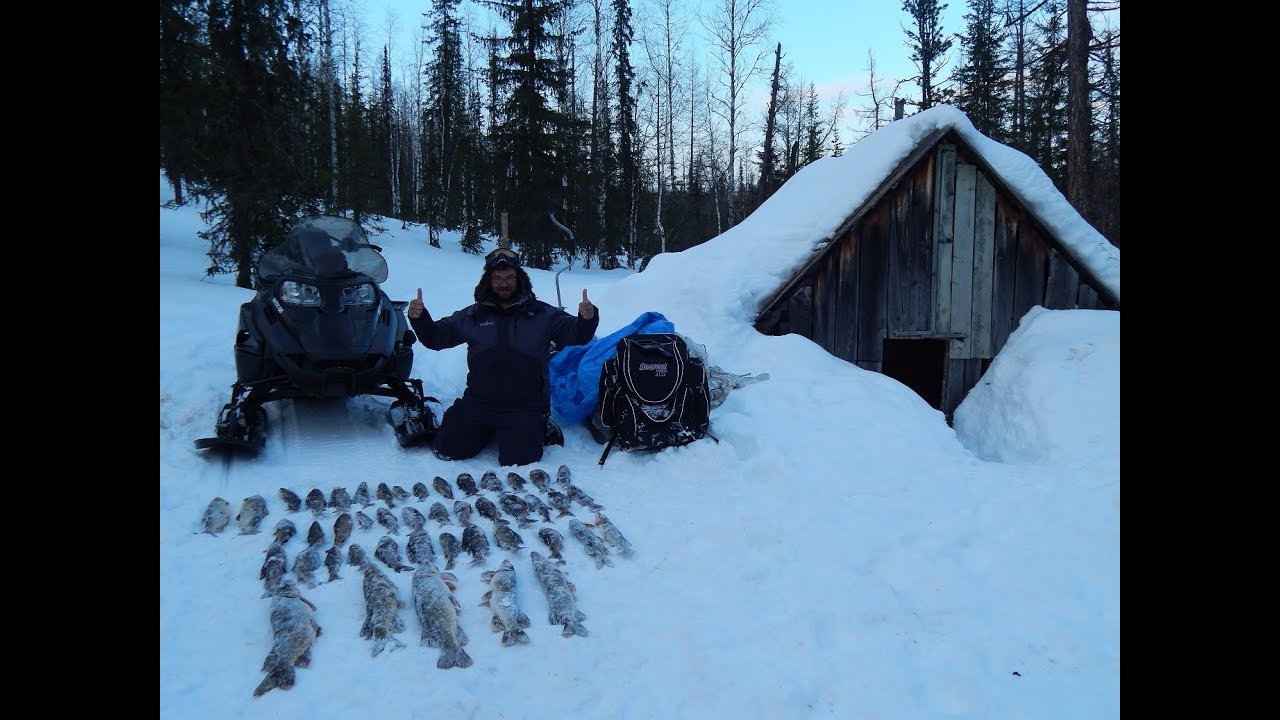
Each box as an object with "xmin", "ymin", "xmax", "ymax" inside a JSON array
[{"xmin": 549, "ymin": 311, "xmax": 674, "ymax": 424}]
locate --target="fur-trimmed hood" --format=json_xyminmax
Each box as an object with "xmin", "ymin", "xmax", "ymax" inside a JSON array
[{"xmin": 473, "ymin": 265, "xmax": 536, "ymax": 306}]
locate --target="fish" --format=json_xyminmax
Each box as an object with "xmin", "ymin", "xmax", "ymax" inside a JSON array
[
  {"xmin": 432, "ymin": 476, "xmax": 454, "ymax": 499},
  {"xmin": 306, "ymin": 520, "xmax": 325, "ymax": 547},
  {"xmin": 439, "ymin": 532, "xmax": 461, "ymax": 570},
  {"xmin": 332, "ymin": 513, "xmax": 353, "ymax": 548},
  {"xmin": 401, "ymin": 506, "xmax": 427, "ymax": 532},
  {"xmin": 567, "ymin": 519, "xmax": 614, "ymax": 569},
  {"xmin": 565, "ymin": 484, "xmax": 604, "ymax": 511},
  {"xmin": 528, "ymin": 469, "xmax": 551, "ymax": 492},
  {"xmin": 452, "ymin": 500, "xmax": 474, "ymax": 527},
  {"xmin": 427, "ymin": 502, "xmax": 452, "ymax": 526},
  {"xmin": 376, "ymin": 482, "xmax": 396, "ymax": 508},
  {"xmin": 359, "ymin": 562, "xmax": 407, "ymax": 656},
  {"xmin": 278, "ymin": 488, "xmax": 302, "ymax": 512},
  {"xmin": 412, "ymin": 481, "xmax": 431, "ymax": 502},
  {"xmin": 353, "ymin": 482, "xmax": 372, "ymax": 507},
  {"xmin": 305, "ymin": 488, "xmax": 326, "ymax": 516},
  {"xmin": 537, "ymin": 527, "xmax": 568, "ymax": 565},
  {"xmin": 499, "ymin": 494, "xmax": 536, "ymax": 528},
  {"xmin": 545, "ymin": 490, "xmax": 575, "ymax": 519},
  {"xmin": 529, "ymin": 551, "xmax": 589, "ymax": 637},
  {"xmin": 474, "ymin": 496, "xmax": 504, "ymax": 526},
  {"xmin": 505, "ymin": 472, "xmax": 527, "ymax": 493},
  {"xmin": 324, "ymin": 546, "xmax": 342, "ymax": 582},
  {"xmin": 480, "ymin": 559, "xmax": 531, "ymax": 646},
  {"xmin": 292, "ymin": 546, "xmax": 323, "ymax": 588},
  {"xmin": 374, "ymin": 535, "xmax": 414, "ymax": 573},
  {"xmin": 555, "ymin": 464, "xmax": 572, "ymax": 487},
  {"xmin": 479, "ymin": 471, "xmax": 503, "ymax": 493},
  {"xmin": 406, "ymin": 528, "xmax": 437, "ymax": 566},
  {"xmin": 273, "ymin": 519, "xmax": 297, "ymax": 545},
  {"xmin": 347, "ymin": 543, "xmax": 368, "ymax": 567},
  {"xmin": 355, "ymin": 511, "xmax": 374, "ymax": 531},
  {"xmin": 260, "ymin": 542, "xmax": 289, "ymax": 596},
  {"xmin": 523, "ymin": 494, "xmax": 552, "ymax": 523},
  {"xmin": 237, "ymin": 495, "xmax": 270, "ymax": 535},
  {"xmin": 455, "ymin": 473, "xmax": 479, "ymax": 497},
  {"xmin": 252, "ymin": 580, "xmax": 321, "ymax": 697},
  {"xmin": 201, "ymin": 497, "xmax": 231, "ymax": 535},
  {"xmin": 327, "ymin": 487, "xmax": 352, "ymax": 511},
  {"xmin": 411, "ymin": 565, "xmax": 473, "ymax": 669},
  {"xmin": 461, "ymin": 524, "xmax": 490, "ymax": 567},
  {"xmin": 591, "ymin": 512, "xmax": 635, "ymax": 556},
  {"xmin": 493, "ymin": 523, "xmax": 526, "ymax": 552},
  {"xmin": 391, "ymin": 485, "xmax": 412, "ymax": 502},
  {"xmin": 375, "ymin": 507, "xmax": 400, "ymax": 535}
]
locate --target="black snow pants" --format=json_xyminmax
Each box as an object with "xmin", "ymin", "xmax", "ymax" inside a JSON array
[{"xmin": 432, "ymin": 396, "xmax": 545, "ymax": 467}]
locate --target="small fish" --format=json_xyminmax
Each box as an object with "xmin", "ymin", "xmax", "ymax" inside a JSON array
[
  {"xmin": 355, "ymin": 511, "xmax": 374, "ymax": 531},
  {"xmin": 537, "ymin": 527, "xmax": 568, "ymax": 564},
  {"xmin": 273, "ymin": 519, "xmax": 297, "ymax": 545},
  {"xmin": 375, "ymin": 507, "xmax": 400, "ymax": 535},
  {"xmin": 391, "ymin": 485, "xmax": 412, "ymax": 502},
  {"xmin": 347, "ymin": 543, "xmax": 368, "ymax": 567},
  {"xmin": 461, "ymin": 524, "xmax": 490, "ymax": 567},
  {"xmin": 406, "ymin": 528, "xmax": 437, "ymax": 566},
  {"xmin": 376, "ymin": 482, "xmax": 396, "ymax": 508},
  {"xmin": 567, "ymin": 519, "xmax": 614, "ymax": 569},
  {"xmin": 528, "ymin": 468, "xmax": 550, "ymax": 492},
  {"xmin": 592, "ymin": 512, "xmax": 635, "ymax": 556},
  {"xmin": 432, "ymin": 476, "xmax": 454, "ymax": 500},
  {"xmin": 479, "ymin": 471, "xmax": 503, "ymax": 493},
  {"xmin": 565, "ymin": 484, "xmax": 604, "ymax": 511},
  {"xmin": 292, "ymin": 546, "xmax": 323, "ymax": 588},
  {"xmin": 427, "ymin": 502, "xmax": 452, "ymax": 526},
  {"xmin": 332, "ymin": 513, "xmax": 353, "ymax": 548},
  {"xmin": 529, "ymin": 551, "xmax": 588, "ymax": 637},
  {"xmin": 523, "ymin": 493, "xmax": 552, "ymax": 523},
  {"xmin": 324, "ymin": 546, "xmax": 342, "ymax": 582},
  {"xmin": 455, "ymin": 473, "xmax": 479, "ymax": 497},
  {"xmin": 401, "ymin": 506, "xmax": 427, "ymax": 532},
  {"xmin": 411, "ymin": 565, "xmax": 473, "ymax": 669},
  {"xmin": 498, "ymin": 494, "xmax": 536, "ymax": 528},
  {"xmin": 359, "ymin": 562, "xmax": 407, "ymax": 656},
  {"xmin": 306, "ymin": 520, "xmax": 325, "ymax": 547},
  {"xmin": 374, "ymin": 536, "xmax": 414, "ymax": 573},
  {"xmin": 252, "ymin": 580, "xmax": 321, "ymax": 697},
  {"xmin": 237, "ymin": 495, "xmax": 270, "ymax": 535},
  {"xmin": 327, "ymin": 487, "xmax": 352, "ymax": 511},
  {"xmin": 493, "ymin": 523, "xmax": 526, "ymax": 552},
  {"xmin": 201, "ymin": 497, "xmax": 231, "ymax": 535},
  {"xmin": 453, "ymin": 500, "xmax": 474, "ymax": 527},
  {"xmin": 278, "ymin": 488, "xmax": 302, "ymax": 512},
  {"xmin": 555, "ymin": 464, "xmax": 572, "ymax": 487},
  {"xmin": 505, "ymin": 472, "xmax": 527, "ymax": 493},
  {"xmin": 439, "ymin": 532, "xmax": 461, "ymax": 570},
  {"xmin": 305, "ymin": 489, "xmax": 326, "ymax": 516},
  {"xmin": 412, "ymin": 481, "xmax": 431, "ymax": 502},
  {"xmin": 353, "ymin": 482, "xmax": 371, "ymax": 507},
  {"xmin": 474, "ymin": 496, "xmax": 504, "ymax": 526},
  {"xmin": 260, "ymin": 542, "xmax": 289, "ymax": 596},
  {"xmin": 545, "ymin": 490, "xmax": 575, "ymax": 518},
  {"xmin": 480, "ymin": 559, "xmax": 531, "ymax": 646}
]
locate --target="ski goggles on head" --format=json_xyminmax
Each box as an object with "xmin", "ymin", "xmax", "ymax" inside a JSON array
[{"xmin": 485, "ymin": 247, "xmax": 521, "ymax": 269}]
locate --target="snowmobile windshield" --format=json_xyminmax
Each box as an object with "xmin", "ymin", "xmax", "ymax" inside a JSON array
[{"xmin": 258, "ymin": 216, "xmax": 390, "ymax": 284}]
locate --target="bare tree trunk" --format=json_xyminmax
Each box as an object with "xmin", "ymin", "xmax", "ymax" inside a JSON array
[
  {"xmin": 1067, "ymin": 0, "xmax": 1091, "ymax": 217},
  {"xmin": 322, "ymin": 0, "xmax": 338, "ymax": 209}
]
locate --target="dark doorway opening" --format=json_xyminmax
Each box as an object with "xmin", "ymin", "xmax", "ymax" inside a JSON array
[{"xmin": 882, "ymin": 339, "xmax": 946, "ymax": 409}]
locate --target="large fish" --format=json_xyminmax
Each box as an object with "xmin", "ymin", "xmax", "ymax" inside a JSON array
[
  {"xmin": 455, "ymin": 473, "xmax": 479, "ymax": 497},
  {"xmin": 237, "ymin": 495, "xmax": 270, "ymax": 535},
  {"xmin": 523, "ymin": 494, "xmax": 553, "ymax": 524},
  {"xmin": 355, "ymin": 511, "xmax": 374, "ymax": 531},
  {"xmin": 453, "ymin": 500, "xmax": 474, "ymax": 527},
  {"xmin": 359, "ymin": 562, "xmax": 407, "ymax": 656},
  {"xmin": 374, "ymin": 536, "xmax": 414, "ymax": 573},
  {"xmin": 391, "ymin": 485, "xmax": 412, "ymax": 502},
  {"xmin": 327, "ymin": 487, "xmax": 352, "ymax": 512},
  {"xmin": 306, "ymin": 520, "xmax": 325, "ymax": 548},
  {"xmin": 498, "ymin": 494, "xmax": 536, "ymax": 528},
  {"xmin": 375, "ymin": 507, "xmax": 400, "ymax": 535},
  {"xmin": 260, "ymin": 542, "xmax": 289, "ymax": 597},
  {"xmin": 201, "ymin": 497, "xmax": 231, "ymax": 535},
  {"xmin": 431, "ymin": 476, "xmax": 454, "ymax": 500},
  {"xmin": 353, "ymin": 482, "xmax": 371, "ymax": 508},
  {"xmin": 427, "ymin": 502, "xmax": 453, "ymax": 526},
  {"xmin": 439, "ymin": 532, "xmax": 461, "ymax": 570},
  {"xmin": 537, "ymin": 527, "xmax": 568, "ymax": 565},
  {"xmin": 479, "ymin": 471, "xmax": 503, "ymax": 493},
  {"xmin": 252, "ymin": 580, "xmax": 321, "ymax": 697},
  {"xmin": 411, "ymin": 565, "xmax": 473, "ymax": 669},
  {"xmin": 474, "ymin": 496, "xmax": 504, "ymax": 526},
  {"xmin": 461, "ymin": 524, "xmax": 489, "ymax": 567},
  {"xmin": 400, "ymin": 506, "xmax": 427, "ymax": 532},
  {"xmin": 324, "ymin": 546, "xmax": 342, "ymax": 582},
  {"xmin": 505, "ymin": 472, "xmax": 527, "ymax": 493},
  {"xmin": 278, "ymin": 488, "xmax": 302, "ymax": 512},
  {"xmin": 346, "ymin": 543, "xmax": 368, "ymax": 568},
  {"xmin": 332, "ymin": 513, "xmax": 353, "ymax": 548},
  {"xmin": 480, "ymin": 559, "xmax": 531, "ymax": 646},
  {"xmin": 493, "ymin": 522, "xmax": 526, "ymax": 552},
  {"xmin": 412, "ymin": 481, "xmax": 431, "ymax": 502},
  {"xmin": 567, "ymin": 519, "xmax": 614, "ymax": 569},
  {"xmin": 273, "ymin": 519, "xmax": 297, "ymax": 545},
  {"xmin": 376, "ymin": 482, "xmax": 396, "ymax": 508},
  {"xmin": 405, "ymin": 528, "xmax": 437, "ymax": 566},
  {"xmin": 565, "ymin": 484, "xmax": 604, "ymax": 511},
  {"xmin": 545, "ymin": 490, "xmax": 575, "ymax": 519},
  {"xmin": 529, "ymin": 551, "xmax": 588, "ymax": 637},
  {"xmin": 293, "ymin": 546, "xmax": 323, "ymax": 588},
  {"xmin": 555, "ymin": 464, "xmax": 572, "ymax": 487},
  {"xmin": 305, "ymin": 489, "xmax": 326, "ymax": 516},
  {"xmin": 528, "ymin": 468, "xmax": 551, "ymax": 493},
  {"xmin": 592, "ymin": 512, "xmax": 635, "ymax": 556}
]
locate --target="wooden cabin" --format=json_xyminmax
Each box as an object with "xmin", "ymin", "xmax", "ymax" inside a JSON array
[{"xmin": 753, "ymin": 127, "xmax": 1119, "ymax": 421}]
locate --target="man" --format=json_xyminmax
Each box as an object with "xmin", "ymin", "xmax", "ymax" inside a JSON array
[{"xmin": 407, "ymin": 247, "xmax": 599, "ymax": 466}]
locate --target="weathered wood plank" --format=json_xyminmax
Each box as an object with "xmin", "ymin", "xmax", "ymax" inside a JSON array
[
  {"xmin": 991, "ymin": 198, "xmax": 1019, "ymax": 353},
  {"xmin": 812, "ymin": 264, "xmax": 831, "ymax": 352},
  {"xmin": 787, "ymin": 284, "xmax": 812, "ymax": 338},
  {"xmin": 1013, "ymin": 220, "xmax": 1050, "ymax": 329},
  {"xmin": 908, "ymin": 162, "xmax": 934, "ymax": 331},
  {"xmin": 856, "ymin": 206, "xmax": 890, "ymax": 365},
  {"xmin": 942, "ymin": 358, "xmax": 969, "ymax": 419},
  {"xmin": 933, "ymin": 143, "xmax": 957, "ymax": 336},
  {"xmin": 1044, "ymin": 248, "xmax": 1081, "ymax": 309},
  {"xmin": 949, "ymin": 164, "xmax": 977, "ymax": 359},
  {"xmin": 971, "ymin": 172, "xmax": 996, "ymax": 358},
  {"xmin": 834, "ymin": 229, "xmax": 860, "ymax": 361},
  {"xmin": 1077, "ymin": 284, "xmax": 1100, "ymax": 309},
  {"xmin": 888, "ymin": 185, "xmax": 911, "ymax": 335}
]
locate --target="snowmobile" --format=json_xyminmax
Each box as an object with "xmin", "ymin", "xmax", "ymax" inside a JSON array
[{"xmin": 194, "ymin": 215, "xmax": 438, "ymax": 454}]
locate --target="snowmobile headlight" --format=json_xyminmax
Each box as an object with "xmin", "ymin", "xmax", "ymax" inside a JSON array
[
  {"xmin": 340, "ymin": 283, "xmax": 376, "ymax": 308},
  {"xmin": 280, "ymin": 281, "xmax": 322, "ymax": 307}
]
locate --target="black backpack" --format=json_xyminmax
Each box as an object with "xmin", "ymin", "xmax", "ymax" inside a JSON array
[{"xmin": 596, "ymin": 333, "xmax": 716, "ymax": 466}]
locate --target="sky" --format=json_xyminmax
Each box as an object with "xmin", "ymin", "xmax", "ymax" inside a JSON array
[{"xmin": 158, "ymin": 106, "xmax": 1119, "ymax": 719}]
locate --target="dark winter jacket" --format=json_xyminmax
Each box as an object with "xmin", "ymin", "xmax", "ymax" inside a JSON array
[{"xmin": 410, "ymin": 267, "xmax": 599, "ymax": 411}]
